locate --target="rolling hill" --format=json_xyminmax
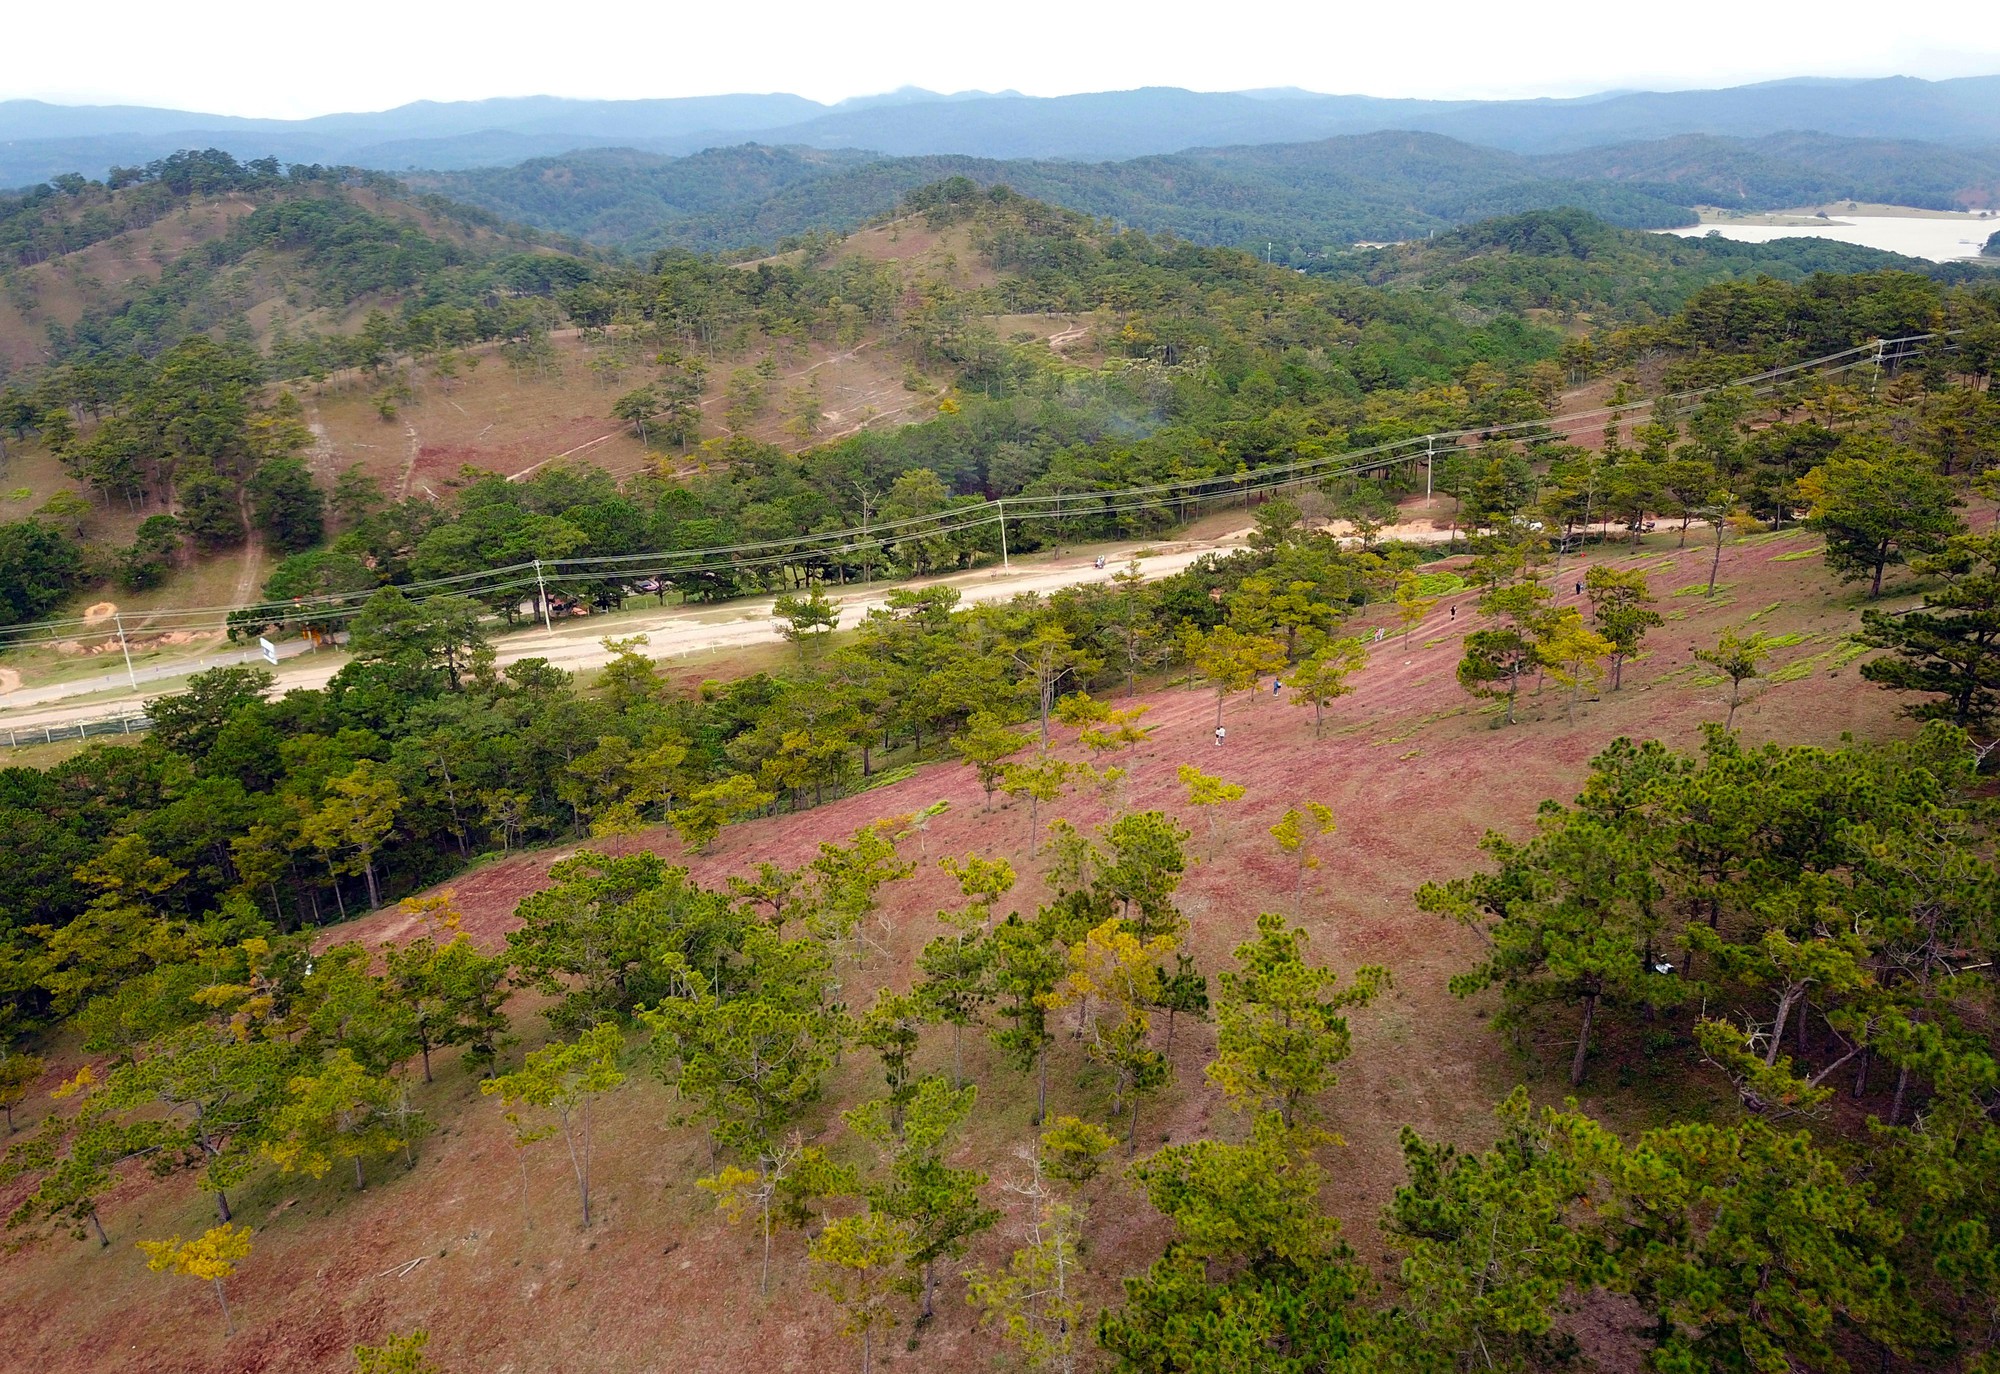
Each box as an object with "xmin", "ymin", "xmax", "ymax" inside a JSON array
[
  {"xmin": 0, "ymin": 150, "xmax": 594, "ymax": 379},
  {"xmin": 410, "ymin": 130, "xmax": 2000, "ymax": 260}
]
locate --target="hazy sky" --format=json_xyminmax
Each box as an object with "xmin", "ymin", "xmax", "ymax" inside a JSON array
[{"xmin": 8, "ymin": 0, "xmax": 1998, "ymax": 117}]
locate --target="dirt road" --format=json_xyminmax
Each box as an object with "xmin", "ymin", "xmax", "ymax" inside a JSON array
[
  {"xmin": 0, "ymin": 532, "xmax": 1225, "ymax": 733},
  {"xmin": 0, "ymin": 515, "xmax": 1463, "ymax": 735}
]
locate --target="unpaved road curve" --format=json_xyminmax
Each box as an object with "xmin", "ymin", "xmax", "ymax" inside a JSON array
[
  {"xmin": 0, "ymin": 519, "xmax": 1462, "ymax": 735},
  {"xmin": 0, "ymin": 533, "xmax": 1236, "ymax": 733}
]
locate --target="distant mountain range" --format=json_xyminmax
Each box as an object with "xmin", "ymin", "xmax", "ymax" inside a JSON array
[{"xmin": 8, "ymin": 75, "xmax": 2000, "ymax": 186}]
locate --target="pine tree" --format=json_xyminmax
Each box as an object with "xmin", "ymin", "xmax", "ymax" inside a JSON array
[
  {"xmin": 1049, "ymin": 918, "xmax": 1175, "ymax": 1153},
  {"xmin": 1860, "ymin": 530, "xmax": 2000, "ymax": 733},
  {"xmin": 354, "ymin": 1330, "xmax": 445, "ymax": 1374},
  {"xmin": 1421, "ymin": 811, "xmax": 1679, "ymax": 1087},
  {"xmin": 846, "ymin": 1076, "xmax": 998, "ymax": 1321},
  {"xmin": 263, "ymin": 1049, "xmax": 404, "ymax": 1191},
  {"xmin": 810, "ymin": 1211, "xmax": 919, "ymax": 1374},
  {"xmin": 644, "ymin": 927, "xmax": 843, "ymax": 1160},
  {"xmin": 1102, "ymin": 1114, "xmax": 1384, "ymax": 1369},
  {"xmin": 1269, "ymin": 803, "xmax": 1336, "ymax": 913},
  {"xmin": 1207, "ymin": 913, "xmax": 1387, "ymax": 1129},
  {"xmin": 0, "ymin": 1048, "xmax": 45, "ymax": 1134},
  {"xmin": 988, "ymin": 912, "xmax": 1065, "ymax": 1123},
  {"xmin": 480, "ymin": 1023, "xmax": 625, "ymax": 1228},
  {"xmin": 1584, "ymin": 565, "xmax": 1662, "ymax": 690},
  {"xmin": 1695, "ymin": 627, "xmax": 1772, "ymax": 730},
  {"xmin": 1176, "ymin": 764, "xmax": 1245, "ymax": 855},
  {"xmin": 965, "ymin": 1153, "xmax": 1089, "ymax": 1374},
  {"xmin": 1387, "ymin": 1091, "xmax": 1603, "ymax": 1373},
  {"xmin": 1287, "ymin": 637, "xmax": 1368, "ymax": 737}
]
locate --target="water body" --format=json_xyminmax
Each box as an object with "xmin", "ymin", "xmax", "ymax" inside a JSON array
[{"xmin": 1660, "ymin": 214, "xmax": 1997, "ymax": 263}]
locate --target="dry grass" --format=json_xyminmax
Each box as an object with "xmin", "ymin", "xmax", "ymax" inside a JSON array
[
  {"xmin": 0, "ymin": 525, "xmax": 1922, "ymax": 1373},
  {"xmin": 0, "ymin": 200, "xmax": 257, "ymax": 373}
]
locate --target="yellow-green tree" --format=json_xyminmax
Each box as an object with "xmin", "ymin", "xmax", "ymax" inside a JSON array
[
  {"xmin": 481, "ymin": 1023, "xmax": 625, "ymax": 1228},
  {"xmin": 1207, "ymin": 913, "xmax": 1388, "ymax": 1129},
  {"xmin": 263, "ymin": 1049, "xmax": 404, "ymax": 1191},
  {"xmin": 998, "ymin": 756, "xmax": 1077, "ymax": 855},
  {"xmin": 1535, "ymin": 610, "xmax": 1615, "ymax": 725},
  {"xmin": 697, "ymin": 1133, "xmax": 823, "ymax": 1296},
  {"xmin": 137, "ymin": 1222, "xmax": 253, "ymax": 1336},
  {"xmin": 299, "ymin": 760, "xmax": 403, "ymax": 911},
  {"xmin": 1038, "ymin": 1114, "xmax": 1117, "ymax": 1185},
  {"xmin": 1394, "ymin": 570, "xmax": 1442, "ymax": 646},
  {"xmin": 1269, "ymin": 802, "xmax": 1336, "ymax": 911},
  {"xmin": 1695, "ymin": 627, "xmax": 1773, "ymax": 730},
  {"xmin": 668, "ymin": 774, "xmax": 775, "ymax": 854},
  {"xmin": 1049, "ymin": 917, "xmax": 1175, "ymax": 1153},
  {"xmin": 1584, "ymin": 565, "xmax": 1662, "ymax": 690},
  {"xmin": 965, "ymin": 1153, "xmax": 1089, "ymax": 1374},
  {"xmin": 1287, "ymin": 638, "xmax": 1367, "ymax": 737},
  {"xmin": 810, "ymin": 1210, "xmax": 919, "ymax": 1374},
  {"xmin": 354, "ymin": 1330, "xmax": 444, "ymax": 1374},
  {"xmin": 0, "ymin": 1048, "xmax": 44, "ymax": 1134},
  {"xmin": 952, "ymin": 713, "xmax": 1031, "ymax": 813},
  {"xmin": 1193, "ymin": 625, "xmax": 1288, "ymax": 731},
  {"xmin": 1059, "ymin": 693, "xmax": 1153, "ymax": 761},
  {"xmin": 1176, "ymin": 764, "xmax": 1246, "ymax": 854}
]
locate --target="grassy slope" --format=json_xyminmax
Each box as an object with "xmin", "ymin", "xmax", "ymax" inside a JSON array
[
  {"xmin": 0, "ymin": 184, "xmax": 539, "ymax": 378},
  {"xmin": 0, "ymin": 215, "xmax": 1085, "ymax": 658},
  {"xmin": 0, "ymin": 525, "xmax": 1922, "ymax": 1373},
  {"xmin": 311, "ymin": 215, "xmax": 1054, "ymax": 487}
]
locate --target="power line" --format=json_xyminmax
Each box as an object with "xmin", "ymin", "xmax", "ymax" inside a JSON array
[{"xmin": 0, "ymin": 332, "xmax": 1952, "ymax": 648}]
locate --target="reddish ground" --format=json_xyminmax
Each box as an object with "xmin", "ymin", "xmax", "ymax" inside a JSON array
[{"xmin": 0, "ymin": 528, "xmax": 1914, "ymax": 1372}]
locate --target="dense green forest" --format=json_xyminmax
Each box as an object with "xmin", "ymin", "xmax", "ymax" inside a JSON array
[
  {"xmin": 411, "ymin": 130, "xmax": 2000, "ymax": 260},
  {"xmin": 1318, "ymin": 206, "xmax": 1968, "ymax": 323},
  {"xmin": 6, "ymin": 180, "xmax": 1572, "ymax": 621},
  {"xmin": 413, "ymin": 135, "xmax": 1696, "ymax": 258},
  {"xmin": 1541, "ymin": 131, "xmax": 2000, "ymax": 214}
]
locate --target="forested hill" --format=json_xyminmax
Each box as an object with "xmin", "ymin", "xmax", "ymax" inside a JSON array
[
  {"xmin": 0, "ymin": 174, "xmax": 1978, "ymax": 642},
  {"xmin": 410, "ymin": 129, "xmax": 2000, "ymax": 260},
  {"xmin": 1315, "ymin": 206, "xmax": 1953, "ymax": 324},
  {"xmin": 411, "ymin": 135, "xmax": 1693, "ymax": 257},
  {"xmin": 1545, "ymin": 131, "xmax": 2000, "ymax": 213},
  {"xmin": 0, "ymin": 149, "xmax": 593, "ymax": 378}
]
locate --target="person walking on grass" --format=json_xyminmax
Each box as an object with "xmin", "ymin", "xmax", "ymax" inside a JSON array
[{"xmin": 1215, "ymin": 725, "xmax": 1226, "ymax": 747}]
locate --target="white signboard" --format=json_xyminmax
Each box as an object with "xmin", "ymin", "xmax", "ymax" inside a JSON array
[{"xmin": 258, "ymin": 637, "xmax": 279, "ymax": 666}]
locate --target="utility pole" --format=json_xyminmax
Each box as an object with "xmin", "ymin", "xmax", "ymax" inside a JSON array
[
  {"xmin": 996, "ymin": 499, "xmax": 1010, "ymax": 569},
  {"xmin": 1426, "ymin": 435, "xmax": 1435, "ymax": 500},
  {"xmin": 533, "ymin": 559, "xmax": 554, "ymax": 633},
  {"xmin": 113, "ymin": 612, "xmax": 137, "ymax": 690}
]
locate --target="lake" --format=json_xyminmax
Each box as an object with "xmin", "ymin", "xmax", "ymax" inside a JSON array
[{"xmin": 1659, "ymin": 214, "xmax": 1998, "ymax": 263}]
